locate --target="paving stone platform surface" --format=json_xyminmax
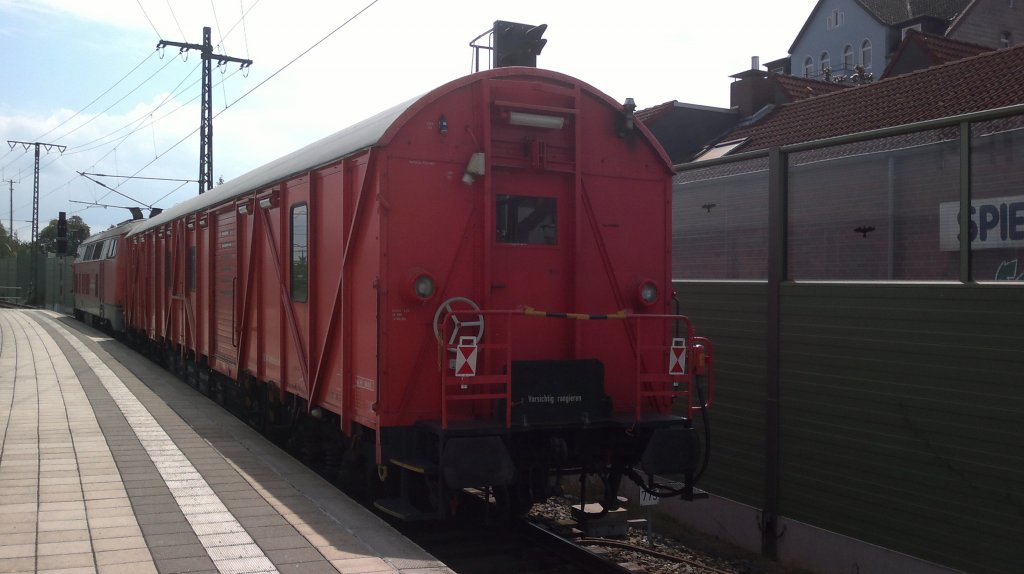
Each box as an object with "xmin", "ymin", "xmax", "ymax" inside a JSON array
[{"xmin": 0, "ymin": 309, "xmax": 452, "ymax": 574}]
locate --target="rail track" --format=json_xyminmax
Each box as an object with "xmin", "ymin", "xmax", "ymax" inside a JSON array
[{"xmin": 394, "ymin": 514, "xmax": 639, "ymax": 574}]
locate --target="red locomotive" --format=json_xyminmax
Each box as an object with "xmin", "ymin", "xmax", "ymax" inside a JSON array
[
  {"xmin": 78, "ymin": 67, "xmax": 713, "ymax": 519},
  {"xmin": 73, "ymin": 218, "xmax": 143, "ymax": 332}
]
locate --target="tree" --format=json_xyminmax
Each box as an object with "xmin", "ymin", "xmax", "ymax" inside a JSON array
[
  {"xmin": 0, "ymin": 223, "xmax": 18, "ymax": 258},
  {"xmin": 37, "ymin": 215, "xmax": 90, "ymax": 256}
]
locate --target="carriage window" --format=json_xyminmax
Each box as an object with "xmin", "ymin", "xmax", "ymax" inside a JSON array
[
  {"xmin": 496, "ymin": 195, "xmax": 557, "ymax": 245},
  {"xmin": 107, "ymin": 238, "xmax": 118, "ymax": 258},
  {"xmin": 291, "ymin": 203, "xmax": 308, "ymax": 302},
  {"xmin": 86, "ymin": 242, "xmax": 101, "ymax": 260}
]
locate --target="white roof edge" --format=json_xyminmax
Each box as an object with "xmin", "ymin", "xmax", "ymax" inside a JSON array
[
  {"xmin": 672, "ymin": 101, "xmax": 736, "ymax": 114},
  {"xmin": 82, "ymin": 219, "xmax": 145, "ymax": 243},
  {"xmin": 128, "ymin": 94, "xmax": 420, "ymax": 237}
]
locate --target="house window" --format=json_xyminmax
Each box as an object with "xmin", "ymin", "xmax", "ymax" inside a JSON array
[
  {"xmin": 827, "ymin": 9, "xmax": 844, "ymax": 29},
  {"xmin": 820, "ymin": 51, "xmax": 831, "ymax": 73},
  {"xmin": 842, "ymin": 45, "xmax": 854, "ymax": 70},
  {"xmin": 803, "ymin": 56, "xmax": 814, "ymax": 77},
  {"xmin": 290, "ymin": 203, "xmax": 308, "ymax": 302},
  {"xmin": 861, "ymin": 39, "xmax": 873, "ymax": 68},
  {"xmin": 1001, "ymin": 31, "xmax": 1012, "ymax": 48}
]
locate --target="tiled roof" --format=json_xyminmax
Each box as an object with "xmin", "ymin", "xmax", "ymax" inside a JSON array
[
  {"xmin": 856, "ymin": 0, "xmax": 973, "ymax": 25},
  {"xmin": 772, "ymin": 74, "xmax": 849, "ymax": 102},
  {"xmin": 882, "ymin": 30, "xmax": 991, "ymax": 77},
  {"xmin": 636, "ymin": 100, "xmax": 678, "ymax": 123},
  {"xmin": 725, "ymin": 43, "xmax": 1024, "ymax": 152}
]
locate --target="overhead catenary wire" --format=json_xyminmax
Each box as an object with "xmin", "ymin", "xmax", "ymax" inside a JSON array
[
  {"xmin": 136, "ymin": 0, "xmax": 162, "ymax": 37},
  {"xmin": 29, "ymin": 51, "xmax": 160, "ymax": 145},
  {"xmin": 4, "ymin": 0, "xmax": 257, "ymax": 178},
  {"xmin": 63, "ymin": 63, "xmax": 202, "ymax": 155},
  {"xmin": 239, "ymin": 0, "xmax": 252, "ymax": 60},
  {"xmin": 13, "ymin": 0, "xmax": 376, "ymax": 230},
  {"xmin": 5, "ymin": 1, "xmax": 260, "ymax": 228},
  {"xmin": 221, "ymin": 0, "xmax": 382, "ymax": 112},
  {"xmin": 89, "ymin": 0, "xmax": 384, "ymax": 209},
  {"xmin": 29, "ymin": 67, "xmax": 244, "ymax": 213},
  {"xmin": 80, "ymin": 172, "xmax": 197, "ymax": 183},
  {"xmin": 165, "ymin": 0, "xmax": 188, "ymax": 41},
  {"xmin": 51, "ymin": 54, "xmax": 183, "ymax": 145},
  {"xmin": 0, "ymin": 52, "xmax": 182, "ymax": 175}
]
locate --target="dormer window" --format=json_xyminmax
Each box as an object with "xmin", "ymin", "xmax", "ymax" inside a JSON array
[
  {"xmin": 902, "ymin": 24, "xmax": 922, "ymax": 39},
  {"xmin": 827, "ymin": 9, "xmax": 844, "ymax": 30}
]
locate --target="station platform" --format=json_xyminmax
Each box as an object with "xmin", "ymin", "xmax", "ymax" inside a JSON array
[{"xmin": 0, "ymin": 309, "xmax": 453, "ymax": 574}]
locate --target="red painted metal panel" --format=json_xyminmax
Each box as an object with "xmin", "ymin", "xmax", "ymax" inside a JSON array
[
  {"xmin": 212, "ymin": 209, "xmax": 238, "ymax": 369},
  {"xmin": 104, "ymin": 69, "xmax": 690, "ymax": 469}
]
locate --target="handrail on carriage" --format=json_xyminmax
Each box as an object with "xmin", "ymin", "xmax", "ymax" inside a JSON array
[{"xmin": 436, "ymin": 307, "xmax": 713, "ymax": 430}]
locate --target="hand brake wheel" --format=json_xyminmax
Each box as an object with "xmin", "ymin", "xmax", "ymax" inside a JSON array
[{"xmin": 432, "ymin": 297, "xmax": 485, "ymax": 350}]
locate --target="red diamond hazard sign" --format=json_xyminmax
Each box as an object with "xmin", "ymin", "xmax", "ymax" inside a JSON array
[
  {"xmin": 455, "ymin": 336, "xmax": 478, "ymax": 378},
  {"xmin": 669, "ymin": 338, "xmax": 687, "ymax": 375}
]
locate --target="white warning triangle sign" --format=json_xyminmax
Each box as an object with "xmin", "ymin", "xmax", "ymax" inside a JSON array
[
  {"xmin": 455, "ymin": 336, "xmax": 478, "ymax": 378},
  {"xmin": 669, "ymin": 338, "xmax": 687, "ymax": 375}
]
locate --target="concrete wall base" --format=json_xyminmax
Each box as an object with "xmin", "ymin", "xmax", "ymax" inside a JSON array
[{"xmin": 657, "ymin": 493, "xmax": 965, "ymax": 574}]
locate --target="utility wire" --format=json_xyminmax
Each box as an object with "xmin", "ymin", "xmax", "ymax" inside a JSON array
[
  {"xmin": 17, "ymin": 0, "xmax": 376, "ymax": 222},
  {"xmin": 0, "ymin": 53, "xmax": 181, "ymax": 176},
  {"xmin": 27, "ymin": 65, "xmax": 240, "ymax": 212},
  {"xmin": 88, "ymin": 0, "xmax": 382, "ymax": 210},
  {"xmin": 0, "ymin": 52, "xmax": 161, "ymax": 170},
  {"xmin": 240, "ymin": 0, "xmax": 252, "ymax": 59},
  {"xmin": 222, "ymin": 0, "xmax": 382, "ymax": 113},
  {"xmin": 165, "ymin": 0, "xmax": 187, "ymax": 41},
  {"xmin": 81, "ymin": 172, "xmax": 198, "ymax": 183},
  {"xmin": 34, "ymin": 51, "xmax": 159, "ymax": 144},
  {"xmin": 136, "ymin": 0, "xmax": 162, "ymax": 38},
  {"xmin": 63, "ymin": 64, "xmax": 202, "ymax": 154},
  {"xmin": 211, "ymin": 0, "xmax": 225, "ymax": 53},
  {"xmin": 78, "ymin": 172, "xmax": 152, "ymax": 208},
  {"xmin": 54, "ymin": 53, "xmax": 181, "ymax": 144}
]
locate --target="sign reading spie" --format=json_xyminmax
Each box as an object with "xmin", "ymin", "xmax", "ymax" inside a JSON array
[{"xmin": 939, "ymin": 195, "xmax": 1024, "ymax": 251}]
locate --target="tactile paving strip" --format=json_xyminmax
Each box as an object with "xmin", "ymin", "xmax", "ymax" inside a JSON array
[{"xmin": 48, "ymin": 319, "xmax": 280, "ymax": 574}]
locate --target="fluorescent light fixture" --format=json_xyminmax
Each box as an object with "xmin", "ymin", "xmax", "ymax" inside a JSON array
[{"xmin": 508, "ymin": 111, "xmax": 565, "ymax": 129}]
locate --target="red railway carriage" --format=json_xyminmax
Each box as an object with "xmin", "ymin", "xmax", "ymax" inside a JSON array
[
  {"xmin": 73, "ymin": 219, "xmax": 142, "ymax": 332},
  {"xmin": 120, "ymin": 67, "xmax": 712, "ymax": 519}
]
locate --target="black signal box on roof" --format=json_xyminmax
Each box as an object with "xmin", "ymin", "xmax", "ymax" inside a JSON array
[{"xmin": 493, "ymin": 20, "xmax": 548, "ymax": 68}]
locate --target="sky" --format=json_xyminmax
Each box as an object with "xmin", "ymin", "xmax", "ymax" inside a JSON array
[{"xmin": 0, "ymin": 0, "xmax": 817, "ymax": 236}]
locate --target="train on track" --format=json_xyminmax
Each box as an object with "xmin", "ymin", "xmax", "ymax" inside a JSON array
[{"xmin": 73, "ymin": 67, "xmax": 713, "ymax": 520}]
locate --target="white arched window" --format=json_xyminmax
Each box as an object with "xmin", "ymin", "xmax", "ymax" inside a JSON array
[
  {"xmin": 842, "ymin": 45, "xmax": 854, "ymax": 70},
  {"xmin": 820, "ymin": 51, "xmax": 831, "ymax": 73},
  {"xmin": 861, "ymin": 39, "xmax": 873, "ymax": 68},
  {"xmin": 804, "ymin": 56, "xmax": 814, "ymax": 77}
]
